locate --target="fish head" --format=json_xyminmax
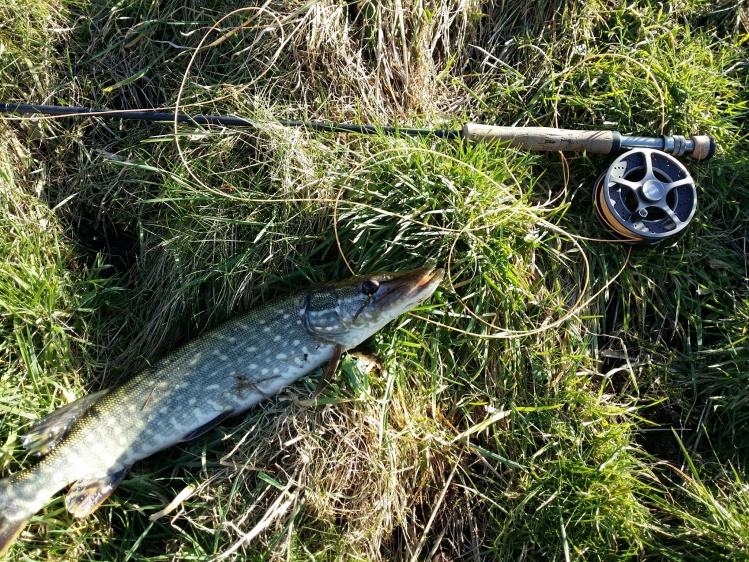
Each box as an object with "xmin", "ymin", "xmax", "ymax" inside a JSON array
[{"xmin": 301, "ymin": 266, "xmax": 443, "ymax": 349}]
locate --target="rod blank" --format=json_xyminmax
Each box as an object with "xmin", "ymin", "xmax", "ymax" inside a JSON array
[{"xmin": 0, "ymin": 104, "xmax": 459, "ymax": 139}]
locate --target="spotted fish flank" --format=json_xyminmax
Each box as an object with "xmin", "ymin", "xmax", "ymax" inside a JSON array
[{"xmin": 0, "ymin": 266, "xmax": 443, "ymax": 556}]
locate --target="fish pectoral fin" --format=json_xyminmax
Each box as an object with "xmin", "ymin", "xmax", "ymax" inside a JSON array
[
  {"xmin": 22, "ymin": 389, "xmax": 109, "ymax": 457},
  {"xmin": 312, "ymin": 345, "xmax": 343, "ymax": 399},
  {"xmin": 66, "ymin": 467, "xmax": 129, "ymax": 518},
  {"xmin": 181, "ymin": 410, "xmax": 236, "ymax": 442}
]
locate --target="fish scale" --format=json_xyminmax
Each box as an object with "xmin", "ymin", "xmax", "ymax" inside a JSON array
[{"xmin": 0, "ymin": 266, "xmax": 443, "ymax": 557}]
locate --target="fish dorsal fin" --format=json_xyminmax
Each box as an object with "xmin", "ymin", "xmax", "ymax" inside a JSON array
[
  {"xmin": 66, "ymin": 467, "xmax": 129, "ymax": 518},
  {"xmin": 22, "ymin": 389, "xmax": 109, "ymax": 457}
]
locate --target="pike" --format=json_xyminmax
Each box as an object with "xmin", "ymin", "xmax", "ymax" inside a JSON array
[{"xmin": 0, "ymin": 266, "xmax": 443, "ymax": 556}]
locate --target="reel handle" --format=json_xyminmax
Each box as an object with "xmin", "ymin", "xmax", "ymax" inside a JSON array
[{"xmin": 462, "ymin": 124, "xmax": 715, "ymax": 160}]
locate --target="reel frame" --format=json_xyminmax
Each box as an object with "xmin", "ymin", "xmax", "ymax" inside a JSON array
[{"xmin": 592, "ymin": 148, "xmax": 698, "ymax": 244}]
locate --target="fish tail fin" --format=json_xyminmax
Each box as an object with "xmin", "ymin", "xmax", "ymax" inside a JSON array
[{"xmin": 0, "ymin": 470, "xmax": 64, "ymax": 557}]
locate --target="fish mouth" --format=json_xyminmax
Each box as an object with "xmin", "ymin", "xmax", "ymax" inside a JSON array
[
  {"xmin": 412, "ymin": 267, "xmax": 444, "ymax": 298},
  {"xmin": 389, "ymin": 266, "xmax": 444, "ymax": 304},
  {"xmin": 353, "ymin": 266, "xmax": 444, "ymax": 313}
]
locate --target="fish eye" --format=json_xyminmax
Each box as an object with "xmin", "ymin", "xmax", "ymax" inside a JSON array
[{"xmin": 361, "ymin": 279, "xmax": 380, "ymax": 296}]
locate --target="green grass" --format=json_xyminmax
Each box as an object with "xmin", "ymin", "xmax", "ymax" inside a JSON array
[{"xmin": 0, "ymin": 0, "xmax": 748, "ymax": 560}]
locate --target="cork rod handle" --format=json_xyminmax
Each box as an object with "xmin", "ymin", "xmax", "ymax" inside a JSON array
[{"xmin": 462, "ymin": 124, "xmax": 621, "ymax": 155}]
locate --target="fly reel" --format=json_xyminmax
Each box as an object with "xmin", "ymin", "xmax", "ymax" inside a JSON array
[{"xmin": 593, "ymin": 148, "xmax": 698, "ymax": 244}]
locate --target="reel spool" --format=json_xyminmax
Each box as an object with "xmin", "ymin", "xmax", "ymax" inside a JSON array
[{"xmin": 593, "ymin": 148, "xmax": 697, "ymax": 244}]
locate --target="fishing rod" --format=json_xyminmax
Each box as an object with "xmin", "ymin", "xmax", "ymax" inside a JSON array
[
  {"xmin": 0, "ymin": 104, "xmax": 715, "ymax": 159},
  {"xmin": 1, "ymin": 103, "xmax": 716, "ymax": 243}
]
